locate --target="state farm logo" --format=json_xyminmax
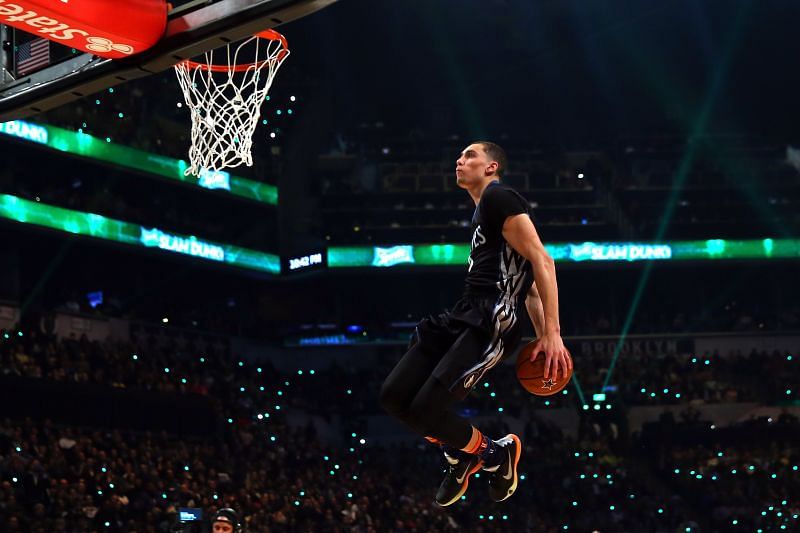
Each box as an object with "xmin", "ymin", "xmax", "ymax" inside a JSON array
[
  {"xmin": 0, "ymin": 0, "xmax": 137, "ymax": 56},
  {"xmin": 86, "ymin": 37, "xmax": 133, "ymax": 55}
]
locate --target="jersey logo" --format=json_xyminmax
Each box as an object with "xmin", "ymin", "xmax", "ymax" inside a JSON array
[
  {"xmin": 468, "ymin": 225, "xmax": 486, "ymax": 272},
  {"xmin": 470, "ymin": 225, "xmax": 486, "ymax": 251}
]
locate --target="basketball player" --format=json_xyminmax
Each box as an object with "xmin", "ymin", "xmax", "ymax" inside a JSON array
[{"xmin": 380, "ymin": 141, "xmax": 571, "ymax": 505}]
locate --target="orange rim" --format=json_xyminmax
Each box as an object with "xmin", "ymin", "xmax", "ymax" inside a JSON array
[{"xmin": 178, "ymin": 29, "xmax": 289, "ymax": 73}]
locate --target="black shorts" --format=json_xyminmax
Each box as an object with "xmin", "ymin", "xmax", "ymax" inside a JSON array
[{"xmin": 411, "ymin": 295, "xmax": 523, "ymax": 400}]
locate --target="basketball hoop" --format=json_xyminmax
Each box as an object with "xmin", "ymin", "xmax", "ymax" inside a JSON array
[{"xmin": 174, "ymin": 29, "xmax": 289, "ymax": 176}]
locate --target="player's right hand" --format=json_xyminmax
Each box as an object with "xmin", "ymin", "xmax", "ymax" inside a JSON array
[{"xmin": 529, "ymin": 333, "xmax": 572, "ymax": 381}]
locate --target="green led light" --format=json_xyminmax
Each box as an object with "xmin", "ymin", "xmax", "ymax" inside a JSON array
[
  {"xmin": 0, "ymin": 120, "xmax": 277, "ymax": 205},
  {"xmin": 327, "ymin": 239, "xmax": 800, "ymax": 268},
  {"xmin": 415, "ymin": 244, "xmax": 468, "ymax": 265},
  {"xmin": 0, "ymin": 195, "xmax": 279, "ymax": 274},
  {"xmin": 327, "ymin": 247, "xmax": 377, "ymax": 268}
]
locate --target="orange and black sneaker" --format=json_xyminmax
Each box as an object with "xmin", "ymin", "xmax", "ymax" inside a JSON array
[
  {"xmin": 434, "ymin": 452, "xmax": 483, "ymax": 507},
  {"xmin": 485, "ymin": 434, "xmax": 522, "ymax": 502}
]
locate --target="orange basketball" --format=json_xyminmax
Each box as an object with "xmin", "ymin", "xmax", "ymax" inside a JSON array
[{"xmin": 515, "ymin": 341, "xmax": 573, "ymax": 396}]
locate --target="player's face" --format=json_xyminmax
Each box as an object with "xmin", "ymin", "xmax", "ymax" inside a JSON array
[
  {"xmin": 455, "ymin": 144, "xmax": 493, "ymax": 189},
  {"xmin": 213, "ymin": 522, "xmax": 234, "ymax": 533}
]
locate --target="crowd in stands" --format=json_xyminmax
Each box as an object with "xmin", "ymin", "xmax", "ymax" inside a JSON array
[
  {"xmin": 1, "ymin": 416, "xmax": 708, "ymax": 532},
  {"xmin": 2, "ymin": 324, "xmax": 797, "ymax": 421},
  {"xmin": 649, "ymin": 416, "xmax": 800, "ymax": 532},
  {"xmin": 0, "ymin": 311, "xmax": 797, "ymax": 530},
  {"xmin": 579, "ymin": 349, "xmax": 798, "ymax": 407}
]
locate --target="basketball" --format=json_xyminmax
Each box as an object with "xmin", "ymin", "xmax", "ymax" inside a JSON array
[{"xmin": 515, "ymin": 341, "xmax": 574, "ymax": 396}]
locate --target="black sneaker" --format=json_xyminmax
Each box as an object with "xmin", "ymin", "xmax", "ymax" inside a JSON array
[
  {"xmin": 486, "ymin": 434, "xmax": 522, "ymax": 502},
  {"xmin": 434, "ymin": 452, "xmax": 483, "ymax": 507}
]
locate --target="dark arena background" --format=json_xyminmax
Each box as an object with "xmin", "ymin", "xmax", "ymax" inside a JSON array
[{"xmin": 1, "ymin": 0, "xmax": 800, "ymax": 531}]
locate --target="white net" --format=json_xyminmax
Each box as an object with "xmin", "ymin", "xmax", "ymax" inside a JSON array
[{"xmin": 174, "ymin": 31, "xmax": 289, "ymax": 176}]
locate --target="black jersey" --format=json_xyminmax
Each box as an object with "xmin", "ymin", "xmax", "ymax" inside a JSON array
[{"xmin": 464, "ymin": 181, "xmax": 533, "ymax": 301}]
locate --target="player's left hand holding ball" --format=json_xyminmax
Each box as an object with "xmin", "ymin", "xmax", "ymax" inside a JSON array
[{"xmin": 529, "ymin": 333, "xmax": 573, "ymax": 381}]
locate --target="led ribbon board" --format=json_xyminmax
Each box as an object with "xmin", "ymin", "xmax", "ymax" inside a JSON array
[
  {"xmin": 0, "ymin": 120, "xmax": 278, "ymax": 205},
  {"xmin": 0, "ymin": 195, "xmax": 280, "ymax": 274},
  {"xmin": 287, "ymin": 252, "xmax": 324, "ymax": 271},
  {"xmin": 328, "ymin": 239, "xmax": 800, "ymax": 268}
]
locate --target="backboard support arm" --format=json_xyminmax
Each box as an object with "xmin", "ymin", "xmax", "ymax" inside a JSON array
[{"xmin": 0, "ymin": 25, "xmax": 14, "ymax": 85}]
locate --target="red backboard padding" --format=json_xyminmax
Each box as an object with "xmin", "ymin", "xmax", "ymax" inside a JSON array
[{"xmin": 0, "ymin": 0, "xmax": 167, "ymax": 59}]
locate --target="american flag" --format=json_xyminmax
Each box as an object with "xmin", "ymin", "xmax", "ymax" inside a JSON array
[{"xmin": 16, "ymin": 38, "xmax": 50, "ymax": 77}]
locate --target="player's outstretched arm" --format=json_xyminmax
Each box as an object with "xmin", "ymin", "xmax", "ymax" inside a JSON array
[{"xmin": 503, "ymin": 213, "xmax": 572, "ymax": 380}]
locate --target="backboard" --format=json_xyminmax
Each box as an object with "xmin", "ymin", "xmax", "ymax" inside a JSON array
[{"xmin": 0, "ymin": 0, "xmax": 336, "ymax": 122}]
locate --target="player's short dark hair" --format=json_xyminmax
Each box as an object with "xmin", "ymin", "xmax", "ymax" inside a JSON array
[{"xmin": 473, "ymin": 141, "xmax": 507, "ymax": 177}]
